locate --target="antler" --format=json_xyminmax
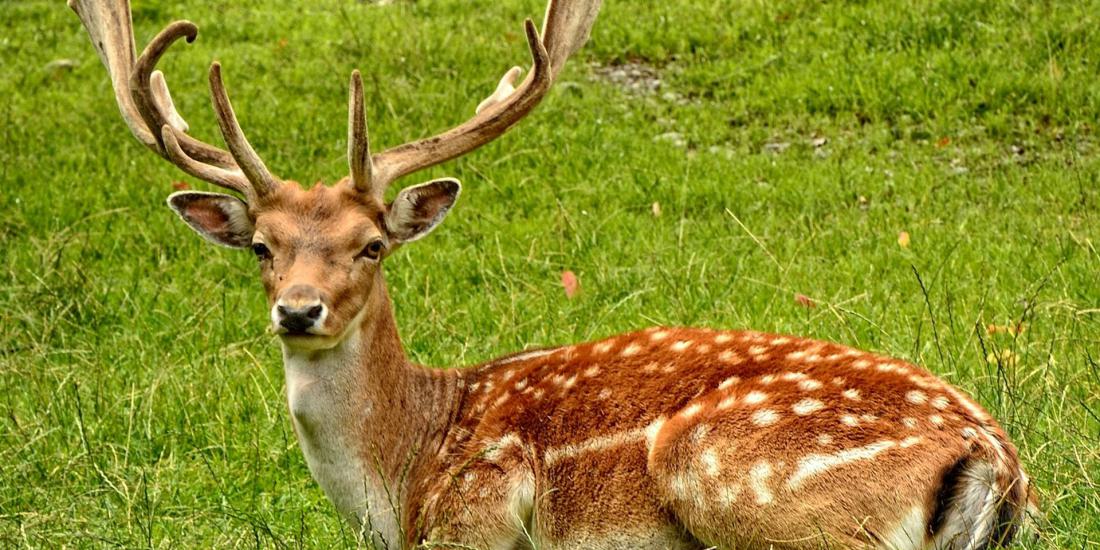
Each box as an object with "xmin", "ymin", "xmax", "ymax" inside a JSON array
[
  {"xmin": 350, "ymin": 0, "xmax": 603, "ymax": 201},
  {"xmin": 69, "ymin": 0, "xmax": 277, "ymax": 201}
]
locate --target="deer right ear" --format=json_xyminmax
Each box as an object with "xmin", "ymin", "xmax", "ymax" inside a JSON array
[{"xmin": 167, "ymin": 191, "xmax": 254, "ymax": 248}]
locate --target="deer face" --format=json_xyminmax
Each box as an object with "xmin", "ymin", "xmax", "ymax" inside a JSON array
[{"xmin": 167, "ymin": 178, "xmax": 459, "ymax": 350}]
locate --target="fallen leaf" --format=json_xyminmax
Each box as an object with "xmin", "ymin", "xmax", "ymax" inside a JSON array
[
  {"xmin": 561, "ymin": 270, "xmax": 579, "ymax": 299},
  {"xmin": 651, "ymin": 202, "xmax": 662, "ymax": 217},
  {"xmin": 897, "ymin": 231, "xmax": 910, "ymax": 249},
  {"xmin": 935, "ymin": 136, "xmax": 951, "ymax": 148},
  {"xmin": 795, "ymin": 293, "xmax": 816, "ymax": 308},
  {"xmin": 172, "ymin": 181, "xmax": 191, "ymax": 190}
]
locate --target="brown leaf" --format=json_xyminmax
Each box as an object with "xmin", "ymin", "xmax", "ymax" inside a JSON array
[
  {"xmin": 561, "ymin": 270, "xmax": 579, "ymax": 299},
  {"xmin": 795, "ymin": 293, "xmax": 816, "ymax": 308},
  {"xmin": 935, "ymin": 136, "xmax": 951, "ymax": 148},
  {"xmin": 171, "ymin": 181, "xmax": 191, "ymax": 190}
]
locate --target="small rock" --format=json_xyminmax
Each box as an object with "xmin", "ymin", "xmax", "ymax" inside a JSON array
[{"xmin": 764, "ymin": 141, "xmax": 790, "ymax": 154}]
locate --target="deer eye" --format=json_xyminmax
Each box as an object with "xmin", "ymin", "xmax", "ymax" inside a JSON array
[
  {"xmin": 357, "ymin": 240, "xmax": 384, "ymax": 261},
  {"xmin": 251, "ymin": 242, "xmax": 272, "ymax": 260}
]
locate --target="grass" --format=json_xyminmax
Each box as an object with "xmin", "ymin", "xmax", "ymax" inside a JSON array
[{"xmin": 1, "ymin": 0, "xmax": 1098, "ymax": 546}]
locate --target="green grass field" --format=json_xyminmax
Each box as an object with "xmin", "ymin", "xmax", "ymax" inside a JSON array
[{"xmin": 2, "ymin": 0, "xmax": 1098, "ymax": 546}]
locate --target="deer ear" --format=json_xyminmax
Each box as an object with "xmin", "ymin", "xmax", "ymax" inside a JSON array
[
  {"xmin": 167, "ymin": 191, "xmax": 254, "ymax": 248},
  {"xmin": 384, "ymin": 178, "xmax": 460, "ymax": 243}
]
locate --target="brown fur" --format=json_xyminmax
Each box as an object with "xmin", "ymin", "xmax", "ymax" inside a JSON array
[{"xmin": 168, "ymin": 181, "xmax": 1034, "ymax": 550}]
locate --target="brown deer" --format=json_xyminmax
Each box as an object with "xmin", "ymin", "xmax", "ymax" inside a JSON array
[{"xmin": 70, "ymin": 0, "xmax": 1038, "ymax": 548}]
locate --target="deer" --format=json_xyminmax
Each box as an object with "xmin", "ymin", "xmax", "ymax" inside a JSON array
[{"xmin": 70, "ymin": 0, "xmax": 1038, "ymax": 548}]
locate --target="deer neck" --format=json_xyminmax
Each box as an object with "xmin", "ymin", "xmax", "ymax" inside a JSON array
[{"xmin": 281, "ymin": 274, "xmax": 461, "ymax": 542}]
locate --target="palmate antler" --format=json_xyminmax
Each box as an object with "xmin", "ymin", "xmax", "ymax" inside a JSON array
[{"xmin": 72, "ymin": 0, "xmax": 602, "ymax": 204}]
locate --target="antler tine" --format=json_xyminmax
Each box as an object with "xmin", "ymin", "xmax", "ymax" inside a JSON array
[
  {"xmin": 363, "ymin": 0, "xmax": 602, "ymax": 197},
  {"xmin": 130, "ymin": 21, "xmax": 236, "ymax": 168},
  {"xmin": 209, "ymin": 63, "xmax": 278, "ymax": 199},
  {"xmin": 161, "ymin": 125, "xmax": 254, "ymax": 196},
  {"xmin": 70, "ymin": 0, "xmax": 278, "ymax": 201},
  {"xmin": 348, "ymin": 70, "xmax": 373, "ymax": 196}
]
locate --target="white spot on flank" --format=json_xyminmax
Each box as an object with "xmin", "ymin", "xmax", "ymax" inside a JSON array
[
  {"xmin": 650, "ymin": 330, "xmax": 669, "ymax": 342},
  {"xmin": 899, "ymin": 436, "xmax": 921, "ymax": 448},
  {"xmin": 718, "ymin": 484, "xmax": 742, "ymax": 506},
  {"xmin": 701, "ymin": 448, "xmax": 720, "ymax": 477},
  {"xmin": 749, "ymin": 462, "xmax": 775, "ymax": 505},
  {"xmin": 909, "ymin": 375, "xmax": 936, "ymax": 389},
  {"xmin": 841, "ymin": 415, "xmax": 860, "ymax": 427},
  {"xmin": 691, "ymin": 424, "xmax": 710, "ymax": 442},
  {"xmin": 831, "ymin": 376, "xmax": 846, "ymax": 386},
  {"xmin": 671, "ymin": 340, "xmax": 693, "ymax": 352},
  {"xmin": 718, "ymin": 350, "xmax": 743, "ymax": 364},
  {"xmin": 760, "ymin": 374, "xmax": 777, "ymax": 385},
  {"xmin": 545, "ymin": 428, "xmax": 646, "ymax": 465},
  {"xmin": 752, "ymin": 409, "xmax": 780, "ymax": 426},
  {"xmin": 714, "ymin": 333, "xmax": 733, "ymax": 344},
  {"xmin": 902, "ymin": 417, "xmax": 918, "ymax": 429},
  {"xmin": 514, "ymin": 379, "xmax": 528, "ymax": 391},
  {"xmin": 744, "ymin": 391, "xmax": 768, "ymax": 405},
  {"xmin": 906, "ymin": 390, "xmax": 928, "ymax": 405},
  {"xmin": 644, "ymin": 417, "xmax": 666, "ymax": 450},
  {"xmin": 718, "ymin": 376, "xmax": 741, "ymax": 390},
  {"xmin": 792, "ymin": 399, "xmax": 825, "ymax": 416},
  {"xmin": 852, "ymin": 359, "xmax": 871, "ymax": 369},
  {"xmin": 494, "ymin": 348, "xmax": 556, "ymax": 365},
  {"xmin": 562, "ymin": 375, "xmax": 578, "ymax": 389},
  {"xmin": 931, "ymin": 396, "xmax": 950, "ymax": 410},
  {"xmin": 781, "ymin": 371, "xmax": 808, "ymax": 381},
  {"xmin": 787, "ymin": 440, "xmax": 897, "ymax": 489},
  {"xmin": 593, "ymin": 341, "xmax": 614, "ymax": 354},
  {"xmin": 533, "ymin": 388, "xmax": 545, "ymax": 400},
  {"xmin": 597, "ymin": 388, "xmax": 612, "ymax": 400},
  {"xmin": 620, "ymin": 343, "xmax": 642, "ymax": 357},
  {"xmin": 583, "ymin": 366, "xmax": 600, "ymax": 377},
  {"xmin": 861, "ymin": 414, "xmax": 878, "ymax": 423},
  {"xmin": 642, "ymin": 362, "xmax": 660, "ymax": 373},
  {"xmin": 929, "ymin": 414, "xmax": 945, "ymax": 426},
  {"xmin": 961, "ymin": 427, "xmax": 978, "ymax": 439},
  {"xmin": 696, "ymin": 343, "xmax": 712, "ymax": 354},
  {"xmin": 682, "ymin": 403, "xmax": 703, "ymax": 418},
  {"xmin": 816, "ymin": 434, "xmax": 834, "ymax": 446},
  {"xmin": 661, "ymin": 364, "xmax": 677, "ymax": 373},
  {"xmin": 798, "ymin": 379, "xmax": 823, "ymax": 391},
  {"xmin": 717, "ymin": 395, "xmax": 738, "ymax": 410},
  {"xmin": 772, "ymin": 336, "xmax": 791, "ymax": 345},
  {"xmin": 842, "ymin": 389, "xmax": 861, "ymax": 400},
  {"xmin": 749, "ymin": 345, "xmax": 769, "ymax": 357},
  {"xmin": 786, "ymin": 350, "xmax": 808, "ymax": 361},
  {"xmin": 877, "ymin": 362, "xmax": 904, "ymax": 373}
]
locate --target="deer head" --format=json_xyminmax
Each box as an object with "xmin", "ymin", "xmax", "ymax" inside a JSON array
[{"xmin": 70, "ymin": 0, "xmax": 601, "ymax": 351}]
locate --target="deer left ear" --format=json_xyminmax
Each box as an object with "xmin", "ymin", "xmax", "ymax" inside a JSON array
[
  {"xmin": 384, "ymin": 178, "xmax": 461, "ymax": 243},
  {"xmin": 167, "ymin": 191, "xmax": 255, "ymax": 248}
]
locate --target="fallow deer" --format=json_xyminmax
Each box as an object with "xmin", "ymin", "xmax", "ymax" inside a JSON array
[{"xmin": 71, "ymin": 0, "xmax": 1038, "ymax": 548}]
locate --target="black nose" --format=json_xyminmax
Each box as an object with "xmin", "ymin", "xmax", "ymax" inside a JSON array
[{"xmin": 277, "ymin": 304, "xmax": 324, "ymax": 333}]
